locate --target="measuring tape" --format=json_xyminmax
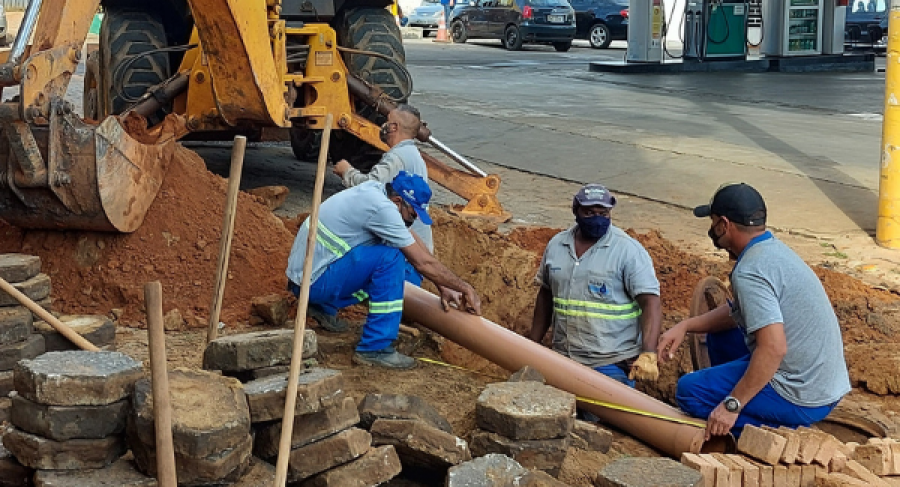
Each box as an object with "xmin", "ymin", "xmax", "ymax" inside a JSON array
[{"xmin": 415, "ymin": 357, "xmax": 707, "ymax": 429}]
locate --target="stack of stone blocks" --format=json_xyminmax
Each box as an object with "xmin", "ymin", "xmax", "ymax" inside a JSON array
[
  {"xmin": 681, "ymin": 424, "xmax": 900, "ymax": 487},
  {"xmin": 0, "ymin": 254, "xmax": 52, "ymax": 402},
  {"xmin": 1, "ymin": 351, "xmax": 151, "ymax": 486}
]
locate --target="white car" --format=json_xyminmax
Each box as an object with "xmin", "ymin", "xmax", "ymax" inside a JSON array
[{"xmin": 406, "ymin": 0, "xmax": 445, "ymax": 36}]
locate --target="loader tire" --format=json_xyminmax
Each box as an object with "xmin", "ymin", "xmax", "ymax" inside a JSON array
[
  {"xmin": 99, "ymin": 10, "xmax": 171, "ymax": 125},
  {"xmin": 331, "ymin": 7, "xmax": 410, "ymax": 172}
]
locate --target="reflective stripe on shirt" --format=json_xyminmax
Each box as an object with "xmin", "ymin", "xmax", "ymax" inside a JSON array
[{"xmin": 553, "ymin": 297, "xmax": 642, "ymax": 320}]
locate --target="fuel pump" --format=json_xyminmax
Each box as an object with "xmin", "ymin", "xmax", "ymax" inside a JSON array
[
  {"xmin": 626, "ymin": 0, "xmax": 665, "ymax": 62},
  {"xmin": 684, "ymin": 0, "xmax": 750, "ymax": 60}
]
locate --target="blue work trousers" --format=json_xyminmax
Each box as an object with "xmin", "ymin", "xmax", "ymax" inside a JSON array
[
  {"xmin": 676, "ymin": 327, "xmax": 837, "ymax": 436},
  {"xmin": 595, "ymin": 362, "xmax": 635, "ymax": 388},
  {"xmin": 300, "ymin": 245, "xmax": 406, "ymax": 352}
]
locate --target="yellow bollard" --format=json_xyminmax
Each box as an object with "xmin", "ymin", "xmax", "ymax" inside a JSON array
[{"xmin": 878, "ymin": 3, "xmax": 900, "ymax": 248}]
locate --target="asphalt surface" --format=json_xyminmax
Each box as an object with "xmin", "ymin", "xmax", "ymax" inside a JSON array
[{"xmin": 185, "ymin": 38, "xmax": 887, "ymax": 237}]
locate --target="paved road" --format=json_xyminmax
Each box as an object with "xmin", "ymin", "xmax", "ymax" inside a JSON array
[{"xmin": 403, "ymin": 38, "xmax": 886, "ymax": 236}]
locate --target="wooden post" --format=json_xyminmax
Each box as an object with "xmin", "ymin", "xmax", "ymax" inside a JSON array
[
  {"xmin": 0, "ymin": 276, "xmax": 99, "ymax": 351},
  {"xmin": 207, "ymin": 135, "xmax": 247, "ymax": 342},
  {"xmin": 145, "ymin": 281, "xmax": 177, "ymax": 487},
  {"xmin": 273, "ymin": 113, "xmax": 334, "ymax": 487}
]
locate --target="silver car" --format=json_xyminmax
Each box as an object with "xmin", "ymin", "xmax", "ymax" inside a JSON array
[{"xmin": 406, "ymin": 0, "xmax": 445, "ymax": 36}]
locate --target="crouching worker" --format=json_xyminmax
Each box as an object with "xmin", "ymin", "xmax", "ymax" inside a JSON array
[
  {"xmin": 658, "ymin": 183, "xmax": 850, "ymax": 439},
  {"xmin": 286, "ymin": 172, "xmax": 481, "ymax": 369},
  {"xmin": 528, "ymin": 184, "xmax": 662, "ymax": 387}
]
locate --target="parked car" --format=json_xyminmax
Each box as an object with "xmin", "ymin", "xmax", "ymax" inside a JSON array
[
  {"xmin": 570, "ymin": 0, "xmax": 627, "ymax": 49},
  {"xmin": 845, "ymin": 0, "xmax": 886, "ymax": 45},
  {"xmin": 449, "ymin": 0, "xmax": 577, "ymax": 51},
  {"xmin": 407, "ymin": 0, "xmax": 445, "ymax": 36}
]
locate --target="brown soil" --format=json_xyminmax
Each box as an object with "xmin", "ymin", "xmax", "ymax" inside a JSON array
[{"xmin": 0, "ymin": 146, "xmax": 294, "ymax": 328}]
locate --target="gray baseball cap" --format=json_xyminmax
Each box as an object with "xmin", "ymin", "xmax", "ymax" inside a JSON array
[{"xmin": 574, "ymin": 184, "xmax": 616, "ymax": 208}]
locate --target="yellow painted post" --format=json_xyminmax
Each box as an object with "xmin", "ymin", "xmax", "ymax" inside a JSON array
[{"xmin": 878, "ymin": 1, "xmax": 900, "ymax": 248}]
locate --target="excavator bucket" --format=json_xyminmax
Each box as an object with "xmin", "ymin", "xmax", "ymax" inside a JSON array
[{"xmin": 0, "ymin": 105, "xmax": 180, "ymax": 233}]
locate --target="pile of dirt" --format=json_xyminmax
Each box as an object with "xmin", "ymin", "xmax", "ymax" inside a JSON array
[{"xmin": 0, "ymin": 146, "xmax": 295, "ymax": 327}]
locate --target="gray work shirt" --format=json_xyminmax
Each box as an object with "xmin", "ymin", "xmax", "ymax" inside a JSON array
[
  {"xmin": 286, "ymin": 181, "xmax": 416, "ymax": 286},
  {"xmin": 730, "ymin": 237, "xmax": 851, "ymax": 407},
  {"xmin": 535, "ymin": 225, "xmax": 660, "ymax": 368},
  {"xmin": 341, "ymin": 139, "xmax": 433, "ymax": 252}
]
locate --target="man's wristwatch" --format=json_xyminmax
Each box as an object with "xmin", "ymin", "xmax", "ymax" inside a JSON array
[{"xmin": 723, "ymin": 396, "xmax": 742, "ymax": 413}]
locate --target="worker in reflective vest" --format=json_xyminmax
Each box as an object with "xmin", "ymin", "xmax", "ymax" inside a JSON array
[
  {"xmin": 528, "ymin": 183, "xmax": 662, "ymax": 388},
  {"xmin": 286, "ymin": 172, "xmax": 481, "ymax": 369}
]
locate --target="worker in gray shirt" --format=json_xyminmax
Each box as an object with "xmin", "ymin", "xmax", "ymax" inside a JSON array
[
  {"xmin": 332, "ymin": 104, "xmax": 433, "ymax": 255},
  {"xmin": 528, "ymin": 184, "xmax": 663, "ymax": 388},
  {"xmin": 658, "ymin": 183, "xmax": 851, "ymax": 439}
]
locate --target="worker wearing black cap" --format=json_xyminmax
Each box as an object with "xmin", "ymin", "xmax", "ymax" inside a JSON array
[{"xmin": 658, "ymin": 183, "xmax": 850, "ymax": 439}]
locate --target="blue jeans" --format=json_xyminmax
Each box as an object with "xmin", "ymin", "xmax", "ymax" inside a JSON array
[
  {"xmin": 676, "ymin": 328, "xmax": 837, "ymax": 436},
  {"xmin": 291, "ymin": 245, "xmax": 405, "ymax": 352},
  {"xmin": 595, "ymin": 362, "xmax": 635, "ymax": 388}
]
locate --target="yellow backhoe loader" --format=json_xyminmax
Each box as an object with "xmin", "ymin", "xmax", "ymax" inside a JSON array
[{"xmin": 0, "ymin": 0, "xmax": 506, "ymax": 233}]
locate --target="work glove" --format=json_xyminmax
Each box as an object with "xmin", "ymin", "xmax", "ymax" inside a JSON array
[{"xmin": 628, "ymin": 352, "xmax": 659, "ymax": 381}]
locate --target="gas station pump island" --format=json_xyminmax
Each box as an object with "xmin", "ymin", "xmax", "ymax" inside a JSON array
[{"xmin": 619, "ymin": 0, "xmax": 854, "ymax": 67}]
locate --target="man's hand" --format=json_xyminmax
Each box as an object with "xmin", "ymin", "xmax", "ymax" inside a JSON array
[
  {"xmin": 459, "ymin": 283, "xmax": 482, "ymax": 316},
  {"xmin": 332, "ymin": 159, "xmax": 352, "ymax": 178},
  {"xmin": 438, "ymin": 286, "xmax": 462, "ymax": 312},
  {"xmin": 704, "ymin": 402, "xmax": 739, "ymax": 440},
  {"xmin": 628, "ymin": 352, "xmax": 659, "ymax": 381},
  {"xmin": 657, "ymin": 320, "xmax": 690, "ymax": 364}
]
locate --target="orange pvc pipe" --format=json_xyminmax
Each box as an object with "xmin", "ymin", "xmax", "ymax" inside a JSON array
[{"xmin": 403, "ymin": 283, "xmax": 733, "ymax": 458}]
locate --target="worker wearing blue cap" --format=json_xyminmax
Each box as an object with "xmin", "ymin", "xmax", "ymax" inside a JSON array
[
  {"xmin": 528, "ymin": 183, "xmax": 662, "ymax": 388},
  {"xmin": 286, "ymin": 172, "xmax": 481, "ymax": 369}
]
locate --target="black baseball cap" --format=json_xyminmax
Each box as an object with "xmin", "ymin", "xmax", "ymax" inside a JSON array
[{"xmin": 693, "ymin": 183, "xmax": 767, "ymax": 226}]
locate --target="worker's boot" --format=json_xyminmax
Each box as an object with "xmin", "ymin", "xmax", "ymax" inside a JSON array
[
  {"xmin": 352, "ymin": 347, "xmax": 417, "ymax": 369},
  {"xmin": 307, "ymin": 305, "xmax": 350, "ymax": 332}
]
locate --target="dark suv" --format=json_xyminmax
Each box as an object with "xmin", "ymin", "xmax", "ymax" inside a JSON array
[
  {"xmin": 570, "ymin": 0, "xmax": 628, "ymax": 49},
  {"xmin": 845, "ymin": 0, "xmax": 886, "ymax": 46},
  {"xmin": 449, "ymin": 0, "xmax": 577, "ymax": 51}
]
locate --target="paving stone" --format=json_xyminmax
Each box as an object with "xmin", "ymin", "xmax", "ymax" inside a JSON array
[
  {"xmin": 829, "ymin": 450, "xmax": 848, "ymax": 473},
  {"xmin": 843, "ymin": 460, "xmax": 890, "ymax": 486},
  {"xmin": 14, "ymin": 351, "xmax": 142, "ymax": 406},
  {"xmin": 251, "ymin": 294, "xmax": 291, "ymax": 327},
  {"xmin": 0, "ymin": 435, "xmax": 32, "ymax": 487},
  {"xmin": 697, "ymin": 455, "xmax": 730, "ymax": 487},
  {"xmin": 814, "ymin": 472, "xmax": 869, "ymax": 486},
  {"xmin": 131, "ymin": 368, "xmax": 250, "ymax": 458},
  {"xmin": 513, "ymin": 470, "xmax": 570, "ymax": 486},
  {"xmin": 0, "ymin": 397, "xmax": 8, "ymax": 423},
  {"xmin": 569, "ymin": 420, "xmax": 613, "ymax": 453},
  {"xmin": 681, "ymin": 453, "xmax": 715, "ymax": 487},
  {"xmin": 358, "ymin": 393, "xmax": 452, "ymax": 433},
  {"xmin": 0, "ymin": 255, "xmax": 41, "ymax": 284},
  {"xmin": 130, "ymin": 432, "xmax": 252, "ymax": 487},
  {"xmin": 738, "ymin": 425, "xmax": 788, "ymax": 465},
  {"xmin": 0, "ymin": 308, "xmax": 32, "ymax": 346},
  {"xmin": 202, "ymin": 329, "xmax": 317, "ymax": 372},
  {"xmin": 476, "ymin": 382, "xmax": 575, "ymax": 441},
  {"xmin": 596, "ymin": 457, "xmax": 703, "ymax": 487},
  {"xmin": 253, "ymin": 395, "xmax": 359, "ymax": 458},
  {"xmin": 233, "ymin": 457, "xmax": 275, "ymax": 486},
  {"xmin": 765, "ymin": 426, "xmax": 800, "ymax": 464},
  {"xmin": 795, "ymin": 427, "xmax": 824, "ymax": 465},
  {"xmin": 286, "ymin": 427, "xmax": 371, "ymax": 482},
  {"xmin": 10, "ymin": 393, "xmax": 128, "ymax": 441},
  {"xmin": 301, "ymin": 445, "xmax": 402, "ymax": 487},
  {"xmin": 745, "ymin": 458, "xmax": 774, "ymax": 487},
  {"xmin": 853, "ymin": 441, "xmax": 893, "ymax": 475},
  {"xmin": 446, "ymin": 454, "xmax": 528, "ymax": 487},
  {"xmin": 0, "ymin": 274, "xmax": 51, "ymax": 307},
  {"xmin": 470, "ymin": 429, "xmax": 568, "ymax": 477},
  {"xmin": 727, "ymin": 455, "xmax": 761, "ymax": 487},
  {"xmin": 371, "ymin": 418, "xmax": 471, "ymax": 469},
  {"xmin": 33, "ymin": 458, "xmax": 157, "ymax": 486},
  {"xmin": 0, "ymin": 371, "xmax": 12, "ymax": 397},
  {"xmin": 224, "ymin": 364, "xmax": 296, "ymax": 383},
  {"xmin": 243, "ymin": 368, "xmax": 344, "ymax": 423},
  {"xmin": 508, "ymin": 366, "xmax": 545, "ymax": 384},
  {"xmin": 0, "ymin": 334, "xmax": 45, "ymax": 372},
  {"xmin": 2, "ymin": 427, "xmax": 125, "ymax": 470},
  {"xmin": 709, "ymin": 454, "xmax": 744, "ymax": 487},
  {"xmin": 33, "ymin": 315, "xmax": 115, "ymax": 352}
]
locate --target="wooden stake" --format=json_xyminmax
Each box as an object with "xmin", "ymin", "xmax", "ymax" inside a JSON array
[
  {"xmin": 0, "ymin": 276, "xmax": 99, "ymax": 351},
  {"xmin": 273, "ymin": 113, "xmax": 333, "ymax": 487},
  {"xmin": 145, "ymin": 281, "xmax": 177, "ymax": 487},
  {"xmin": 207, "ymin": 135, "xmax": 247, "ymax": 343}
]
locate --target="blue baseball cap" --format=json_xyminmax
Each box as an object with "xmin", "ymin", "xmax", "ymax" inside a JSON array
[
  {"xmin": 574, "ymin": 183, "xmax": 616, "ymax": 208},
  {"xmin": 392, "ymin": 171, "xmax": 433, "ymax": 225}
]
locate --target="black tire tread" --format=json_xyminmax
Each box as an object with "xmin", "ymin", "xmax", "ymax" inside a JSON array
[{"xmin": 100, "ymin": 10, "xmax": 170, "ymax": 123}]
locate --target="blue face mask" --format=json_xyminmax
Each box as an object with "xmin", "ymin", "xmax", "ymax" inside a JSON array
[{"xmin": 576, "ymin": 214, "xmax": 610, "ymax": 240}]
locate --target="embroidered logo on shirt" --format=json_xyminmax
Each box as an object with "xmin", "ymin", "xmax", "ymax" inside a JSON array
[{"xmin": 589, "ymin": 282, "xmax": 608, "ymax": 295}]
